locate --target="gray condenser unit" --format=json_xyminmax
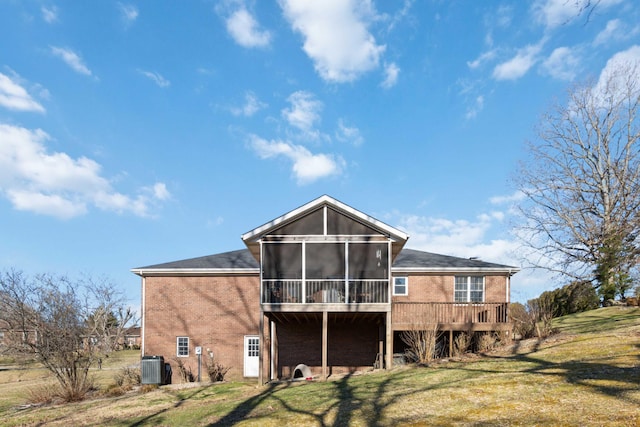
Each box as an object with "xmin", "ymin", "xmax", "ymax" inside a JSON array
[{"xmin": 141, "ymin": 355, "xmax": 165, "ymax": 385}]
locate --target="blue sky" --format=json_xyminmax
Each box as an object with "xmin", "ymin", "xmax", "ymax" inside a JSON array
[{"xmin": 1, "ymin": 0, "xmax": 639, "ymax": 308}]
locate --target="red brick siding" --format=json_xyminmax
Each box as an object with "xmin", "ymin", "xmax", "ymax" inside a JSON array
[
  {"xmin": 392, "ymin": 273, "xmax": 509, "ymax": 303},
  {"xmin": 143, "ymin": 274, "xmax": 260, "ymax": 382}
]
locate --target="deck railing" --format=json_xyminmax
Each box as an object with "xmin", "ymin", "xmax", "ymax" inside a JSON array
[
  {"xmin": 392, "ymin": 302, "xmax": 510, "ymax": 326},
  {"xmin": 262, "ymin": 279, "xmax": 389, "ymax": 304}
]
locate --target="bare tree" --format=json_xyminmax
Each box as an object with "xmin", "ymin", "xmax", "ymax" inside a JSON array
[
  {"xmin": 515, "ymin": 62, "xmax": 640, "ymax": 302},
  {"xmin": 83, "ymin": 275, "xmax": 137, "ymax": 352},
  {"xmin": 0, "ymin": 270, "xmax": 137, "ymax": 401}
]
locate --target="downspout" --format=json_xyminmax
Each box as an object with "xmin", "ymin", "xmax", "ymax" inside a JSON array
[{"xmin": 141, "ymin": 276, "xmax": 146, "ymax": 355}]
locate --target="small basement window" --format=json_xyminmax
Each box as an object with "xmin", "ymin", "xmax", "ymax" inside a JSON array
[
  {"xmin": 393, "ymin": 277, "xmax": 408, "ymax": 296},
  {"xmin": 177, "ymin": 336, "xmax": 189, "ymax": 357}
]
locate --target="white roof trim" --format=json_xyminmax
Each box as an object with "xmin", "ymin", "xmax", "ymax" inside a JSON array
[
  {"xmin": 241, "ymin": 195, "xmax": 409, "ymax": 242},
  {"xmin": 392, "ymin": 267, "xmax": 520, "ymax": 274},
  {"xmin": 131, "ymin": 268, "xmax": 260, "ymax": 277}
]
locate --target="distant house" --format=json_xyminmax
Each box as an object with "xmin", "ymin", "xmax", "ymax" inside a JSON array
[
  {"xmin": 122, "ymin": 326, "xmax": 141, "ymax": 349},
  {"xmin": 132, "ymin": 195, "xmax": 518, "ymax": 383}
]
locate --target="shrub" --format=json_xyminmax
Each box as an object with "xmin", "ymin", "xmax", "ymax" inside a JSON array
[
  {"xmin": 510, "ymin": 302, "xmax": 536, "ymax": 339},
  {"xmin": 476, "ymin": 332, "xmax": 497, "ymax": 352},
  {"xmin": 113, "ymin": 366, "xmax": 141, "ymax": 387},
  {"xmin": 140, "ymin": 384, "xmax": 158, "ymax": 393},
  {"xmin": 26, "ymin": 383, "xmax": 62, "ymax": 405},
  {"xmin": 401, "ymin": 322, "xmax": 441, "ymax": 364},
  {"xmin": 204, "ymin": 356, "xmax": 229, "ymax": 382},
  {"xmin": 452, "ymin": 332, "xmax": 471, "ymax": 357},
  {"xmin": 174, "ymin": 358, "xmax": 195, "ymax": 383}
]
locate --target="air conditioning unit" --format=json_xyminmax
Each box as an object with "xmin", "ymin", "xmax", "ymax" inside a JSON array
[{"xmin": 141, "ymin": 355, "xmax": 165, "ymax": 385}]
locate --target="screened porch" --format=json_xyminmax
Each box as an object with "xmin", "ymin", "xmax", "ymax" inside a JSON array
[
  {"xmin": 262, "ymin": 279, "xmax": 389, "ymax": 304},
  {"xmin": 260, "ymin": 238, "xmax": 392, "ymax": 309}
]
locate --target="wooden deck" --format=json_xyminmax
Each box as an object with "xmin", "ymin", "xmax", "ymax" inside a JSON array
[{"xmin": 392, "ymin": 302, "xmax": 511, "ymax": 331}]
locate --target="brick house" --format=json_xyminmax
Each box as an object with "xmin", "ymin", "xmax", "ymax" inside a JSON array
[{"xmin": 132, "ymin": 195, "xmax": 518, "ymax": 383}]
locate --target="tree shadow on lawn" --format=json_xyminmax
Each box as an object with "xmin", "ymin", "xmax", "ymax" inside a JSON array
[
  {"xmin": 128, "ymin": 384, "xmax": 213, "ymax": 427},
  {"xmin": 208, "ymin": 369, "xmax": 473, "ymax": 427},
  {"xmin": 478, "ymin": 341, "xmax": 640, "ymax": 406},
  {"xmin": 209, "ymin": 373, "xmax": 385, "ymax": 427}
]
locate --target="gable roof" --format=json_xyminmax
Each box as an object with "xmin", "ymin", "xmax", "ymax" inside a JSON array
[
  {"xmin": 241, "ymin": 195, "xmax": 410, "ymax": 261},
  {"xmin": 132, "ymin": 248, "xmax": 518, "ymax": 277}
]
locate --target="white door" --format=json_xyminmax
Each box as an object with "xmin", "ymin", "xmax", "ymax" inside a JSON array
[{"xmin": 244, "ymin": 336, "xmax": 259, "ymax": 377}]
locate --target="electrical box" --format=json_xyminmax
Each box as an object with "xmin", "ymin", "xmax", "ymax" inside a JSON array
[
  {"xmin": 141, "ymin": 355, "xmax": 165, "ymax": 385},
  {"xmin": 195, "ymin": 346, "xmax": 202, "ymax": 355}
]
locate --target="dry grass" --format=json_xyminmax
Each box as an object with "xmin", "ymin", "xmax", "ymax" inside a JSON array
[{"xmin": 0, "ymin": 308, "xmax": 638, "ymax": 426}]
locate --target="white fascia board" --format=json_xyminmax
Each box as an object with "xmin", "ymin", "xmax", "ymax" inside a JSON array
[
  {"xmin": 131, "ymin": 268, "xmax": 259, "ymax": 277},
  {"xmin": 241, "ymin": 195, "xmax": 409, "ymax": 243},
  {"xmin": 392, "ymin": 267, "xmax": 520, "ymax": 275}
]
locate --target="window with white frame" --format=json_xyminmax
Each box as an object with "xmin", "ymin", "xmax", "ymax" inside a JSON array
[
  {"xmin": 454, "ymin": 276, "xmax": 484, "ymax": 302},
  {"xmin": 177, "ymin": 336, "xmax": 189, "ymax": 357},
  {"xmin": 393, "ymin": 277, "xmax": 408, "ymax": 295}
]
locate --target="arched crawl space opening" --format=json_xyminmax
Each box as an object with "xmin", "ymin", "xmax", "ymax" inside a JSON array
[{"xmin": 292, "ymin": 364, "xmax": 312, "ymax": 380}]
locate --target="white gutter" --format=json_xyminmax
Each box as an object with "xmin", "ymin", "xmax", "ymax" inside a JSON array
[
  {"xmin": 392, "ymin": 267, "xmax": 521, "ymax": 274},
  {"xmin": 131, "ymin": 268, "xmax": 260, "ymax": 277}
]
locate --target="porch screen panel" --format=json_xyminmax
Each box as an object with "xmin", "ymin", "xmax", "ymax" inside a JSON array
[
  {"xmin": 262, "ymin": 243, "xmax": 302, "ymax": 279},
  {"xmin": 306, "ymin": 243, "xmax": 345, "ymax": 279},
  {"xmin": 327, "ymin": 208, "xmax": 381, "ymax": 236},
  {"xmin": 270, "ymin": 208, "xmax": 324, "ymax": 235},
  {"xmin": 348, "ymin": 243, "xmax": 388, "ymax": 279}
]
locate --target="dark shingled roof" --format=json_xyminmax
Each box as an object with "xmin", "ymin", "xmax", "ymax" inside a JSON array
[
  {"xmin": 135, "ymin": 249, "xmax": 259, "ymax": 270},
  {"xmin": 135, "ymin": 248, "xmax": 516, "ymax": 272},
  {"xmin": 392, "ymin": 248, "xmax": 516, "ymax": 270}
]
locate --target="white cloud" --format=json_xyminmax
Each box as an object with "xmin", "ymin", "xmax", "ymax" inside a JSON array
[
  {"xmin": 542, "ymin": 46, "xmax": 580, "ymax": 80},
  {"xmin": 594, "ymin": 19, "xmax": 621, "ymax": 46},
  {"xmin": 0, "ymin": 72, "xmax": 45, "ymax": 113},
  {"xmin": 336, "ymin": 119, "xmax": 364, "ymax": 146},
  {"xmin": 226, "ymin": 7, "xmax": 271, "ymax": 48},
  {"xmin": 50, "ymin": 46, "xmax": 93, "ymax": 76},
  {"xmin": 465, "ymin": 95, "xmax": 484, "ymax": 120},
  {"xmin": 592, "ymin": 45, "xmax": 640, "ymax": 104},
  {"xmin": 137, "ymin": 70, "xmax": 170, "ymax": 88},
  {"xmin": 7, "ymin": 190, "xmax": 87, "ymax": 219},
  {"xmin": 41, "ymin": 6, "xmax": 58, "ymax": 23},
  {"xmin": 381, "ymin": 62, "xmax": 399, "ymax": 88},
  {"xmin": 150, "ymin": 182, "xmax": 171, "ymax": 201},
  {"xmin": 0, "ymin": 124, "xmax": 169, "ymax": 219},
  {"xmin": 489, "ymin": 191, "xmax": 526, "ymax": 205},
  {"xmin": 396, "ymin": 211, "xmax": 517, "ymax": 264},
  {"xmin": 533, "ymin": 0, "xmax": 623, "ymax": 29},
  {"xmin": 467, "ymin": 49, "xmax": 497, "ymax": 70},
  {"xmin": 601, "ymin": 45, "xmax": 640, "ymax": 75},
  {"xmin": 231, "ymin": 91, "xmax": 267, "ymax": 117},
  {"xmin": 495, "ymin": 5, "xmax": 513, "ymax": 28},
  {"xmin": 282, "ymin": 91, "xmax": 322, "ymax": 132},
  {"xmin": 492, "ymin": 42, "xmax": 544, "ymax": 81},
  {"xmin": 118, "ymin": 3, "xmax": 139, "ymax": 25},
  {"xmin": 384, "ymin": 0, "xmax": 414, "ymax": 33},
  {"xmin": 388, "ymin": 199, "xmax": 559, "ymax": 302},
  {"xmin": 592, "ymin": 19, "xmax": 640, "ymax": 46},
  {"xmin": 279, "ymin": 0, "xmax": 386, "ymax": 82},
  {"xmin": 249, "ymin": 135, "xmax": 343, "ymax": 184}
]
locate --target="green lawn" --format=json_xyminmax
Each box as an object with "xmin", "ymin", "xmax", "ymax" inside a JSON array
[{"xmin": 1, "ymin": 307, "xmax": 639, "ymax": 426}]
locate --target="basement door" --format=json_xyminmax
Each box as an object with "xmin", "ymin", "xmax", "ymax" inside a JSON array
[{"xmin": 244, "ymin": 336, "xmax": 259, "ymax": 377}]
